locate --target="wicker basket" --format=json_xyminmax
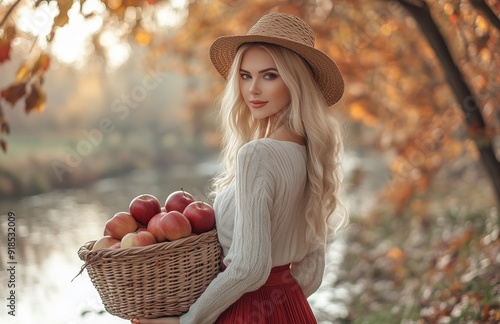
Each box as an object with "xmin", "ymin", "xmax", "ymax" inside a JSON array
[{"xmin": 77, "ymin": 229, "xmax": 221, "ymax": 320}]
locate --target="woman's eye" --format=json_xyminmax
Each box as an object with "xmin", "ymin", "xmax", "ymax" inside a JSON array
[
  {"xmin": 240, "ymin": 73, "xmax": 251, "ymax": 80},
  {"xmin": 264, "ymin": 73, "xmax": 278, "ymax": 80}
]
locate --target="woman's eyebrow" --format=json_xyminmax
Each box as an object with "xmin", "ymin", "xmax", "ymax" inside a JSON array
[{"xmin": 239, "ymin": 68, "xmax": 279, "ymax": 74}]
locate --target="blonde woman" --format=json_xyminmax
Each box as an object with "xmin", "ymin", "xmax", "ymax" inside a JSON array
[{"xmin": 134, "ymin": 12, "xmax": 347, "ymax": 324}]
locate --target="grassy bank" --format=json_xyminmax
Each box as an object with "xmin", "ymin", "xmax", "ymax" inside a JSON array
[
  {"xmin": 0, "ymin": 133, "xmax": 217, "ymax": 199},
  {"xmin": 334, "ymin": 185, "xmax": 499, "ymax": 323}
]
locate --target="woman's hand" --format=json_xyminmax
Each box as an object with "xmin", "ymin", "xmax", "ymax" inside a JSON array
[{"xmin": 131, "ymin": 317, "xmax": 180, "ymax": 324}]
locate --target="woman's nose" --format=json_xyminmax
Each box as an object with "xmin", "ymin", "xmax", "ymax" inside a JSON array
[{"xmin": 249, "ymin": 79, "xmax": 260, "ymax": 95}]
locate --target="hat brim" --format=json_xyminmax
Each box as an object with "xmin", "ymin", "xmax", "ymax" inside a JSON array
[{"xmin": 209, "ymin": 35, "xmax": 344, "ymax": 106}]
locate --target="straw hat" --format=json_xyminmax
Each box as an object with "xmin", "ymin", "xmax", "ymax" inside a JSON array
[{"xmin": 209, "ymin": 12, "xmax": 344, "ymax": 106}]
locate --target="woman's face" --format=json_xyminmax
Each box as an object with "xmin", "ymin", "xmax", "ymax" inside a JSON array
[{"xmin": 239, "ymin": 46, "xmax": 291, "ymax": 120}]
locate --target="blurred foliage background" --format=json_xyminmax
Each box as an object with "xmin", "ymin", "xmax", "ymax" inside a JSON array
[{"xmin": 0, "ymin": 0, "xmax": 499, "ymax": 322}]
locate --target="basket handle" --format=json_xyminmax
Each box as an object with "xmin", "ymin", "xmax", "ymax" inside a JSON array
[
  {"xmin": 71, "ymin": 254, "xmax": 97, "ymax": 281},
  {"xmin": 72, "ymin": 242, "xmax": 102, "ymax": 282}
]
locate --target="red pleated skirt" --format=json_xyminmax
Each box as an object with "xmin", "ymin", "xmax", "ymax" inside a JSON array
[{"xmin": 215, "ymin": 264, "xmax": 317, "ymax": 324}]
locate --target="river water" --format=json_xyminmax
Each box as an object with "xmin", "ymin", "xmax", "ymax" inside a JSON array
[{"xmin": 0, "ymin": 155, "xmax": 374, "ymax": 323}]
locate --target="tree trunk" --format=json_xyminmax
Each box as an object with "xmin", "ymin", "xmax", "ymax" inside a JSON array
[{"xmin": 396, "ymin": 0, "xmax": 500, "ymax": 205}]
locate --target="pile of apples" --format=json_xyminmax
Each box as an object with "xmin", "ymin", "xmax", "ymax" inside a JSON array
[{"xmin": 92, "ymin": 190, "xmax": 215, "ymax": 251}]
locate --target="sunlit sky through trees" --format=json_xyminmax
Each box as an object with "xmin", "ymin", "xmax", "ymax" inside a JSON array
[{"xmin": 12, "ymin": 0, "xmax": 187, "ymax": 69}]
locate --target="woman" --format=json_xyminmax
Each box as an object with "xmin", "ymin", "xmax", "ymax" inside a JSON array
[{"xmin": 134, "ymin": 12, "xmax": 347, "ymax": 324}]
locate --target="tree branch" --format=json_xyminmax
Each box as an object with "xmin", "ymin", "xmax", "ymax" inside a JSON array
[
  {"xmin": 470, "ymin": 0, "xmax": 500, "ymax": 32},
  {"xmin": 396, "ymin": 0, "xmax": 500, "ymax": 205}
]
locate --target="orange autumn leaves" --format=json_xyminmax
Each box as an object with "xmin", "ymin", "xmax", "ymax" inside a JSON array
[
  {"xmin": 1, "ymin": 53, "xmax": 50, "ymax": 111},
  {"xmin": 0, "ymin": 0, "xmax": 159, "ymax": 153},
  {"xmin": 0, "ymin": 52, "xmax": 50, "ymax": 152},
  {"xmin": 382, "ymin": 228, "xmax": 500, "ymax": 322},
  {"xmin": 0, "ymin": 26, "xmax": 13, "ymax": 63}
]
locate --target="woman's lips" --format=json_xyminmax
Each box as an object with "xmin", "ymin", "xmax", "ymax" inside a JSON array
[{"xmin": 249, "ymin": 100, "xmax": 268, "ymax": 108}]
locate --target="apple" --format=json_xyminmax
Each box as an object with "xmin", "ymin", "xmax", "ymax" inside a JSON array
[
  {"xmin": 104, "ymin": 211, "xmax": 138, "ymax": 239},
  {"xmin": 165, "ymin": 189, "xmax": 195, "ymax": 213},
  {"xmin": 129, "ymin": 194, "xmax": 162, "ymax": 226},
  {"xmin": 147, "ymin": 212, "xmax": 168, "ymax": 242},
  {"xmin": 159, "ymin": 211, "xmax": 192, "ymax": 241},
  {"xmin": 121, "ymin": 231, "xmax": 156, "ymax": 248},
  {"xmin": 183, "ymin": 201, "xmax": 215, "ymax": 234},
  {"xmin": 109, "ymin": 242, "xmax": 121, "ymax": 250},
  {"xmin": 92, "ymin": 236, "xmax": 120, "ymax": 251}
]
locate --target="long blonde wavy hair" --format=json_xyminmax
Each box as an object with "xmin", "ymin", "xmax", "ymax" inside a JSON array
[{"xmin": 211, "ymin": 43, "xmax": 347, "ymax": 248}]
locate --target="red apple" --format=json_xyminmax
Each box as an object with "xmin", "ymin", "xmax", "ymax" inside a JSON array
[
  {"xmin": 92, "ymin": 236, "xmax": 120, "ymax": 251},
  {"xmin": 159, "ymin": 211, "xmax": 192, "ymax": 241},
  {"xmin": 104, "ymin": 211, "xmax": 138, "ymax": 239},
  {"xmin": 109, "ymin": 242, "xmax": 121, "ymax": 250},
  {"xmin": 147, "ymin": 212, "xmax": 168, "ymax": 242},
  {"xmin": 120, "ymin": 231, "xmax": 156, "ymax": 248},
  {"xmin": 165, "ymin": 189, "xmax": 195, "ymax": 213},
  {"xmin": 129, "ymin": 194, "xmax": 162, "ymax": 226},
  {"xmin": 183, "ymin": 201, "xmax": 215, "ymax": 234}
]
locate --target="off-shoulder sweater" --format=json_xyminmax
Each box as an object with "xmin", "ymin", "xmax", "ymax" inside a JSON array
[{"xmin": 179, "ymin": 138, "xmax": 326, "ymax": 324}]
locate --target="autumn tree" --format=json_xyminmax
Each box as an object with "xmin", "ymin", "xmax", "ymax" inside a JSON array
[{"xmin": 394, "ymin": 0, "xmax": 500, "ymax": 208}]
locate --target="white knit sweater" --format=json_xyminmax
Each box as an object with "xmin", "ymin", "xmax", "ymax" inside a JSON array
[{"xmin": 179, "ymin": 138, "xmax": 326, "ymax": 324}]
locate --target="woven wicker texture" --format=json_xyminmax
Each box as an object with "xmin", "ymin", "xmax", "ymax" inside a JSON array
[
  {"xmin": 209, "ymin": 12, "xmax": 344, "ymax": 106},
  {"xmin": 77, "ymin": 229, "xmax": 221, "ymax": 319}
]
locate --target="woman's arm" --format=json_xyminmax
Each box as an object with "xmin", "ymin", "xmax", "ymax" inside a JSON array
[
  {"xmin": 290, "ymin": 238, "xmax": 326, "ymax": 298},
  {"xmin": 179, "ymin": 141, "xmax": 275, "ymax": 324}
]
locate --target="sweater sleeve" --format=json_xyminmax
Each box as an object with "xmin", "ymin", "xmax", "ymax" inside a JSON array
[
  {"xmin": 290, "ymin": 238, "xmax": 326, "ymax": 298},
  {"xmin": 180, "ymin": 142, "xmax": 274, "ymax": 324}
]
